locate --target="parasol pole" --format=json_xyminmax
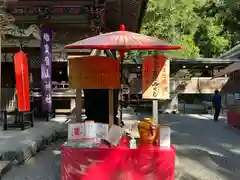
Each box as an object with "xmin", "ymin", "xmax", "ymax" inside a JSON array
[
  {"xmin": 152, "ymin": 52, "xmax": 158, "ymax": 124},
  {"xmin": 0, "ymin": 35, "xmax": 1, "ymax": 117},
  {"xmin": 119, "ymin": 52, "xmax": 124, "ymax": 125},
  {"xmin": 118, "ymin": 0, "xmax": 124, "ymax": 126},
  {"xmin": 119, "ymin": 24, "xmax": 126, "ymax": 126}
]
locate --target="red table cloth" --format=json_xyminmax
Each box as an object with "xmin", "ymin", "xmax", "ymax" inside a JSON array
[{"xmin": 61, "ymin": 145, "xmax": 176, "ymax": 180}]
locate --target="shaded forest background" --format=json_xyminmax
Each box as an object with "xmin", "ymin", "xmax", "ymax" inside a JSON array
[{"xmin": 127, "ymin": 0, "xmax": 240, "ymax": 59}]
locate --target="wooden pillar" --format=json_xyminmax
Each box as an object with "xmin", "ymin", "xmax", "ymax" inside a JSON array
[
  {"xmin": 76, "ymin": 89, "xmax": 83, "ymax": 122},
  {"xmin": 108, "ymin": 89, "xmax": 114, "ymax": 128}
]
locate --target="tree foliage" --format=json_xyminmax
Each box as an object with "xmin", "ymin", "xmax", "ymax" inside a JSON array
[{"xmin": 127, "ymin": 0, "xmax": 240, "ymax": 59}]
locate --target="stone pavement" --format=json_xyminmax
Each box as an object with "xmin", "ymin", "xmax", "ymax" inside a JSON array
[
  {"xmin": 125, "ymin": 110, "xmax": 240, "ymax": 180},
  {"xmin": 0, "ymin": 115, "xmax": 69, "ymax": 178},
  {"xmin": 1, "ymin": 108, "xmax": 240, "ymax": 180},
  {"xmin": 2, "ymin": 140, "xmax": 63, "ymax": 180},
  {"xmin": 149, "ymin": 113, "xmax": 240, "ymax": 180}
]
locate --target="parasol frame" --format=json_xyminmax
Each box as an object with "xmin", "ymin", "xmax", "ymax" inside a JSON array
[{"xmin": 64, "ymin": 45, "xmax": 183, "ymax": 51}]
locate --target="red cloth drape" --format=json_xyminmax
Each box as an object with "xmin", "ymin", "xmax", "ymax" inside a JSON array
[{"xmin": 61, "ymin": 145, "xmax": 175, "ymax": 180}]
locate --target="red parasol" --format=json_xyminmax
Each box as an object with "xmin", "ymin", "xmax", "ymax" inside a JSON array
[
  {"xmin": 64, "ymin": 25, "xmax": 182, "ymax": 51},
  {"xmin": 64, "ymin": 25, "xmax": 182, "ymax": 125}
]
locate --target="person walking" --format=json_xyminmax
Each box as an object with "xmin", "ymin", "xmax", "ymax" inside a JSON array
[{"xmin": 212, "ymin": 90, "xmax": 222, "ymax": 121}]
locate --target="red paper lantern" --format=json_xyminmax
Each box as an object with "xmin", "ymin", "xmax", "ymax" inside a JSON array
[
  {"xmin": 14, "ymin": 51, "xmax": 30, "ymax": 112},
  {"xmin": 73, "ymin": 8, "xmax": 79, "ymax": 14},
  {"xmin": 57, "ymin": 8, "xmax": 63, "ymax": 14}
]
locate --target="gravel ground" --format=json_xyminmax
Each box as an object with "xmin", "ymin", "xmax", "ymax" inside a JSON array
[{"xmin": 2, "ymin": 113, "xmax": 240, "ymax": 180}]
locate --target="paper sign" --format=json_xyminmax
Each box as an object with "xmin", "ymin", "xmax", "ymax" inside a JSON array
[
  {"xmin": 69, "ymin": 56, "xmax": 120, "ymax": 89},
  {"xmin": 105, "ymin": 125, "xmax": 125, "ymax": 146},
  {"xmin": 68, "ymin": 123, "xmax": 84, "ymax": 140},
  {"xmin": 142, "ymin": 55, "xmax": 170, "ymax": 99},
  {"xmin": 159, "ymin": 126, "xmax": 171, "ymax": 148}
]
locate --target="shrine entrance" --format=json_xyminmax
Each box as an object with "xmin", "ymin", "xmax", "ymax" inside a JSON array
[{"xmin": 0, "ymin": 0, "xmax": 147, "ymax": 120}]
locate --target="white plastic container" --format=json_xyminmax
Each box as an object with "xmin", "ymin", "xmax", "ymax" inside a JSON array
[{"xmin": 159, "ymin": 125, "xmax": 171, "ymax": 148}]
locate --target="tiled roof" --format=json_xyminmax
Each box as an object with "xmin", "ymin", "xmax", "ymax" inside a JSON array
[
  {"xmin": 218, "ymin": 44, "xmax": 240, "ymax": 59},
  {"xmin": 105, "ymin": 0, "xmax": 148, "ymax": 32}
]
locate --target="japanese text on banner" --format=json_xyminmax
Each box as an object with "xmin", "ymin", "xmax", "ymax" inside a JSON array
[
  {"xmin": 41, "ymin": 28, "xmax": 52, "ymax": 112},
  {"xmin": 142, "ymin": 55, "xmax": 170, "ymax": 100}
]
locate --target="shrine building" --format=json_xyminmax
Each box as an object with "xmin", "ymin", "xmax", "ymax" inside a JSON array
[{"xmin": 0, "ymin": 0, "xmax": 148, "ymax": 116}]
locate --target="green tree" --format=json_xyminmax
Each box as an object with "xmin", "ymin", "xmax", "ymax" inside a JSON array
[
  {"xmin": 139, "ymin": 0, "xmax": 202, "ymax": 58},
  {"xmin": 131, "ymin": 0, "xmax": 233, "ymax": 59},
  {"xmin": 221, "ymin": 0, "xmax": 240, "ymax": 46},
  {"xmin": 126, "ymin": 0, "xmax": 240, "ymax": 59},
  {"xmin": 194, "ymin": 1, "xmax": 231, "ymax": 57}
]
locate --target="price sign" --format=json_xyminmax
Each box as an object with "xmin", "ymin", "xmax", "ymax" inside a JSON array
[{"xmin": 69, "ymin": 56, "xmax": 120, "ymax": 89}]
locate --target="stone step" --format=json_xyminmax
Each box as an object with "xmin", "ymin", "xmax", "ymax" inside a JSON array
[{"xmin": 0, "ymin": 161, "xmax": 12, "ymax": 178}]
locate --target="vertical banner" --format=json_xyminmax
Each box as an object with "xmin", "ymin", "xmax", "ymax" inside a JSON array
[
  {"xmin": 14, "ymin": 51, "xmax": 30, "ymax": 111},
  {"xmin": 142, "ymin": 55, "xmax": 170, "ymax": 99},
  {"xmin": 41, "ymin": 28, "xmax": 52, "ymax": 112}
]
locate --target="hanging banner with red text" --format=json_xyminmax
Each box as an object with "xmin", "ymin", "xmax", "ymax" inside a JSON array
[
  {"xmin": 14, "ymin": 51, "xmax": 30, "ymax": 111},
  {"xmin": 142, "ymin": 55, "xmax": 170, "ymax": 99}
]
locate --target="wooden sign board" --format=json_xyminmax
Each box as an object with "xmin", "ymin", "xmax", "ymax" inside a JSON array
[
  {"xmin": 69, "ymin": 56, "xmax": 120, "ymax": 89},
  {"xmin": 142, "ymin": 55, "xmax": 170, "ymax": 99}
]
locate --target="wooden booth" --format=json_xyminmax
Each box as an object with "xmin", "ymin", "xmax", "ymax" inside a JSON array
[
  {"xmin": 61, "ymin": 53, "xmax": 176, "ymax": 180},
  {"xmin": 68, "ymin": 54, "xmax": 120, "ymax": 126},
  {"xmin": 214, "ymin": 62, "xmax": 240, "ymax": 129}
]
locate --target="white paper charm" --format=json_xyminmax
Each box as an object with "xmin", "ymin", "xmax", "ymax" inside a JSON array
[
  {"xmin": 159, "ymin": 126, "xmax": 171, "ymax": 148},
  {"xmin": 68, "ymin": 123, "xmax": 84, "ymax": 140},
  {"xmin": 84, "ymin": 121, "xmax": 96, "ymax": 138}
]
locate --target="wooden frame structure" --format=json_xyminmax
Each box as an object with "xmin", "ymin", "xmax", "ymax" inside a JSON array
[{"xmin": 67, "ymin": 49, "xmax": 118, "ymax": 128}]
